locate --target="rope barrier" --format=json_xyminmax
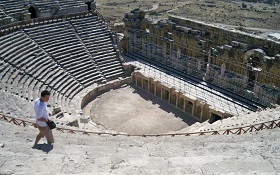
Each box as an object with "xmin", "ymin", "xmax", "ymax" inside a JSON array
[{"xmin": 0, "ymin": 114, "xmax": 279, "ymax": 137}]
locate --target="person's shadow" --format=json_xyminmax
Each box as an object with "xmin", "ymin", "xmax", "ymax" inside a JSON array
[{"xmin": 32, "ymin": 143, "xmax": 53, "ymax": 153}]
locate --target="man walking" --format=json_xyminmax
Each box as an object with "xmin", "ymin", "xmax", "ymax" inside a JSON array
[{"xmin": 34, "ymin": 90, "xmax": 54, "ymax": 145}]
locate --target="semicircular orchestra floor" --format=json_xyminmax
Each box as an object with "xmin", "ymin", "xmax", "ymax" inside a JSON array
[{"xmin": 90, "ymin": 86, "xmax": 198, "ymax": 135}]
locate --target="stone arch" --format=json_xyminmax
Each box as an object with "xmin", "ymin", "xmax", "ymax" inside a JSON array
[
  {"xmin": 244, "ymin": 50, "xmax": 255, "ymax": 62},
  {"xmin": 185, "ymin": 101, "xmax": 193, "ymax": 113},
  {"xmin": 244, "ymin": 49, "xmax": 265, "ymax": 67},
  {"xmin": 28, "ymin": 6, "xmax": 37, "ymax": 19},
  {"xmin": 250, "ymin": 56, "xmax": 261, "ymax": 67}
]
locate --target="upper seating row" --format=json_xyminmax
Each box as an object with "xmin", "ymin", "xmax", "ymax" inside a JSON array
[
  {"xmin": 0, "ymin": 0, "xmax": 86, "ymax": 16},
  {"xmin": 70, "ymin": 16, "xmax": 123, "ymax": 80},
  {"xmin": 24, "ymin": 21, "xmax": 105, "ymax": 88}
]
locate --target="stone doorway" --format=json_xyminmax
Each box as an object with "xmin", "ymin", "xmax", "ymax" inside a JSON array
[
  {"xmin": 85, "ymin": 1, "xmax": 92, "ymax": 11},
  {"xmin": 248, "ymin": 70, "xmax": 256, "ymax": 89},
  {"xmin": 208, "ymin": 113, "xmax": 222, "ymax": 124},
  {"xmin": 185, "ymin": 101, "xmax": 193, "ymax": 114},
  {"xmin": 28, "ymin": 7, "xmax": 37, "ymax": 19}
]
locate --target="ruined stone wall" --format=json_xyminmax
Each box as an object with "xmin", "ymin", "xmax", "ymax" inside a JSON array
[
  {"xmin": 122, "ymin": 9, "xmax": 280, "ymax": 106},
  {"xmin": 123, "ymin": 10, "xmax": 279, "ymax": 79},
  {"xmin": 141, "ymin": 16, "xmax": 280, "ymax": 77},
  {"xmin": 132, "ymin": 71, "xmax": 233, "ymax": 122},
  {"xmin": 168, "ymin": 16, "xmax": 280, "ymax": 55},
  {"xmin": 165, "ymin": 16, "xmax": 280, "ymax": 84}
]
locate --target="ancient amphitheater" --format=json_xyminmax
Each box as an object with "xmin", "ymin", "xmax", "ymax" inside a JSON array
[{"xmin": 0, "ymin": 0, "xmax": 280, "ymax": 174}]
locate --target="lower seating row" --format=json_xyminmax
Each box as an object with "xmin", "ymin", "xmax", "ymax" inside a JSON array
[{"xmin": 0, "ymin": 32, "xmax": 85, "ymax": 113}]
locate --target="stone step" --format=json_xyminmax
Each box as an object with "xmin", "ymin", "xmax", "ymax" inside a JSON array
[{"xmin": 0, "ymin": 120, "xmax": 279, "ymax": 174}]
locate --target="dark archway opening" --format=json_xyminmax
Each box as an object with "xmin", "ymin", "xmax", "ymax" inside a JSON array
[
  {"xmin": 162, "ymin": 89, "xmax": 169, "ymax": 101},
  {"xmin": 208, "ymin": 114, "xmax": 222, "ymax": 124},
  {"xmin": 185, "ymin": 102, "xmax": 193, "ymax": 114},
  {"xmin": 85, "ymin": 2, "xmax": 92, "ymax": 11},
  {"xmin": 248, "ymin": 70, "xmax": 256, "ymax": 89},
  {"xmin": 28, "ymin": 7, "xmax": 37, "ymax": 19}
]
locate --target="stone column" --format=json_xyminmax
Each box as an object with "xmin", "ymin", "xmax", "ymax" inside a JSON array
[
  {"xmin": 200, "ymin": 104, "xmax": 204, "ymax": 121},
  {"xmin": 148, "ymin": 78, "xmax": 151, "ymax": 92},
  {"xmin": 147, "ymin": 34, "xmax": 153, "ymax": 58},
  {"xmin": 112, "ymin": 32, "xmax": 117, "ymax": 45},
  {"xmin": 192, "ymin": 100, "xmax": 196, "ymax": 116},
  {"xmin": 131, "ymin": 72, "xmax": 135, "ymax": 84},
  {"xmin": 135, "ymin": 75, "xmax": 138, "ymax": 86},
  {"xmin": 141, "ymin": 37, "xmax": 145, "ymax": 55},
  {"xmin": 127, "ymin": 33, "xmax": 131, "ymax": 53},
  {"xmin": 204, "ymin": 63, "xmax": 211, "ymax": 81},
  {"xmin": 183, "ymin": 98, "xmax": 186, "ymax": 112},
  {"xmin": 168, "ymin": 89, "xmax": 171, "ymax": 103},
  {"xmin": 176, "ymin": 93, "xmax": 179, "ymax": 108},
  {"xmin": 201, "ymin": 103, "xmax": 210, "ymax": 122},
  {"xmin": 208, "ymin": 48, "xmax": 212, "ymax": 63},
  {"xmin": 129, "ymin": 32, "xmax": 132, "ymax": 53},
  {"xmin": 154, "ymin": 82, "xmax": 157, "ymax": 96},
  {"xmin": 169, "ymin": 39, "xmax": 173, "ymax": 66},
  {"xmin": 163, "ymin": 41, "xmax": 167, "ymax": 64},
  {"xmin": 221, "ymin": 63, "xmax": 226, "ymax": 77},
  {"xmin": 177, "ymin": 48, "xmax": 181, "ymax": 59},
  {"xmin": 198, "ymin": 60, "xmax": 202, "ymax": 71},
  {"xmin": 147, "ymin": 34, "xmax": 150, "ymax": 58},
  {"xmin": 255, "ymin": 70, "xmax": 260, "ymax": 83},
  {"xmin": 199, "ymin": 104, "xmax": 203, "ymax": 121},
  {"xmin": 133, "ymin": 32, "xmax": 137, "ymax": 52}
]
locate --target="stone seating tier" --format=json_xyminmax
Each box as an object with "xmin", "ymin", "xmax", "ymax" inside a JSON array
[{"xmin": 1, "ymin": 14, "xmax": 124, "ymax": 115}]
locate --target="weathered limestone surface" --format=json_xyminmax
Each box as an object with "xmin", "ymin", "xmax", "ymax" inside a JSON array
[
  {"xmin": 123, "ymin": 9, "xmax": 280, "ymax": 78},
  {"xmin": 0, "ymin": 120, "xmax": 280, "ymax": 175},
  {"xmin": 179, "ymin": 106, "xmax": 280, "ymax": 133}
]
